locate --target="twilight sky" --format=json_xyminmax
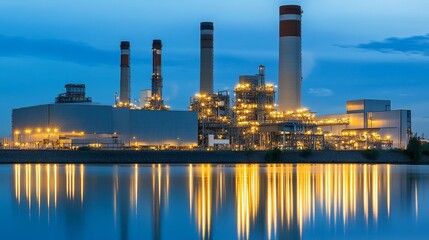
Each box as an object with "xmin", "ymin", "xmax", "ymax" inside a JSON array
[{"xmin": 0, "ymin": 0, "xmax": 428, "ymax": 137}]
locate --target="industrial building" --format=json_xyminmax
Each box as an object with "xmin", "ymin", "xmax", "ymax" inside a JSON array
[
  {"xmin": 12, "ymin": 86, "xmax": 197, "ymax": 149},
  {"xmin": 317, "ymin": 100, "xmax": 411, "ymax": 149},
  {"xmin": 12, "ymin": 38, "xmax": 197, "ymax": 149}
]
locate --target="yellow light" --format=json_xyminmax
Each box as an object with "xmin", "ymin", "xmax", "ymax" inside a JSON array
[{"xmin": 14, "ymin": 130, "xmax": 20, "ymax": 135}]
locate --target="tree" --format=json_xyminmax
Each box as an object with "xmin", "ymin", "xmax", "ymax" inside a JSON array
[{"xmin": 407, "ymin": 136, "xmax": 422, "ymax": 162}]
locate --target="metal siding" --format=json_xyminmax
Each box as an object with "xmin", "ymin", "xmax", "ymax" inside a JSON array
[
  {"xmin": 49, "ymin": 104, "xmax": 113, "ymax": 133},
  {"xmin": 112, "ymin": 107, "xmax": 131, "ymax": 142},
  {"xmin": 12, "ymin": 104, "xmax": 198, "ymax": 147},
  {"xmin": 371, "ymin": 110, "xmax": 408, "ymax": 148},
  {"xmin": 12, "ymin": 105, "xmax": 49, "ymax": 130},
  {"xmin": 130, "ymin": 110, "xmax": 197, "ymax": 146}
]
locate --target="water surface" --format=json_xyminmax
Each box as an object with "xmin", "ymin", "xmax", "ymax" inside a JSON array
[{"xmin": 1, "ymin": 164, "xmax": 428, "ymax": 239}]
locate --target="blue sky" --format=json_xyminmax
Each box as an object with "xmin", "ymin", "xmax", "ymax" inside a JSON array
[{"xmin": 0, "ymin": 0, "xmax": 428, "ymax": 137}]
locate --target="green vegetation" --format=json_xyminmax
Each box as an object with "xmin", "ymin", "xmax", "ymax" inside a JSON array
[
  {"xmin": 300, "ymin": 149, "xmax": 313, "ymax": 158},
  {"xmin": 423, "ymin": 143, "xmax": 429, "ymax": 156},
  {"xmin": 265, "ymin": 148, "xmax": 282, "ymax": 162},
  {"xmin": 407, "ymin": 136, "xmax": 422, "ymax": 162},
  {"xmin": 361, "ymin": 149, "xmax": 380, "ymax": 160},
  {"xmin": 244, "ymin": 148, "xmax": 255, "ymax": 157},
  {"xmin": 390, "ymin": 148, "xmax": 406, "ymax": 154}
]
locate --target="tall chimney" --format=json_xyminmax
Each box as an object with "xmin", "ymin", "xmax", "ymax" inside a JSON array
[
  {"xmin": 200, "ymin": 22, "xmax": 214, "ymax": 94},
  {"xmin": 152, "ymin": 39, "xmax": 163, "ymax": 101},
  {"xmin": 278, "ymin": 5, "xmax": 302, "ymax": 112},
  {"xmin": 120, "ymin": 41, "xmax": 130, "ymax": 105}
]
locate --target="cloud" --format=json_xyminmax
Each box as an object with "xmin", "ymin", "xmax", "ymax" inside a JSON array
[
  {"xmin": 308, "ymin": 88, "xmax": 333, "ymax": 97},
  {"xmin": 348, "ymin": 34, "xmax": 429, "ymax": 56},
  {"xmin": 0, "ymin": 35, "xmax": 118, "ymax": 65}
]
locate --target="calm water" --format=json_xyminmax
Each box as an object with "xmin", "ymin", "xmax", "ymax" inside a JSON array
[{"xmin": 1, "ymin": 164, "xmax": 428, "ymax": 239}]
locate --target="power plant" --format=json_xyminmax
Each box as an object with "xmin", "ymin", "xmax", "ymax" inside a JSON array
[{"xmin": 9, "ymin": 5, "xmax": 412, "ymax": 151}]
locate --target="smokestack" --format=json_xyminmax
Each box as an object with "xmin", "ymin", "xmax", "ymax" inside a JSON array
[
  {"xmin": 258, "ymin": 65, "xmax": 265, "ymax": 86},
  {"xmin": 200, "ymin": 22, "xmax": 214, "ymax": 94},
  {"xmin": 120, "ymin": 41, "xmax": 131, "ymax": 105},
  {"xmin": 278, "ymin": 5, "xmax": 302, "ymax": 112},
  {"xmin": 152, "ymin": 39, "xmax": 163, "ymax": 101}
]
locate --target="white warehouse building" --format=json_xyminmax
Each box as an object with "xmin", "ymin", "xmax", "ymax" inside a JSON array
[
  {"xmin": 12, "ymin": 84, "xmax": 198, "ymax": 149},
  {"xmin": 317, "ymin": 100, "xmax": 411, "ymax": 149}
]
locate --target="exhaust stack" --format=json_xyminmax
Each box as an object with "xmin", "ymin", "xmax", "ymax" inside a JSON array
[
  {"xmin": 278, "ymin": 5, "xmax": 302, "ymax": 111},
  {"xmin": 200, "ymin": 22, "xmax": 214, "ymax": 94},
  {"xmin": 147, "ymin": 39, "xmax": 167, "ymax": 110},
  {"xmin": 120, "ymin": 41, "xmax": 131, "ymax": 105}
]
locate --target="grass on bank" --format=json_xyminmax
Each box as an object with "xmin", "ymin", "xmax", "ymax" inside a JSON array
[
  {"xmin": 361, "ymin": 149, "xmax": 380, "ymax": 161},
  {"xmin": 265, "ymin": 148, "xmax": 282, "ymax": 162}
]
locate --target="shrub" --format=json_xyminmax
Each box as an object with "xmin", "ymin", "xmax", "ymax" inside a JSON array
[
  {"xmin": 244, "ymin": 148, "xmax": 255, "ymax": 157},
  {"xmin": 422, "ymin": 143, "xmax": 429, "ymax": 156},
  {"xmin": 361, "ymin": 149, "xmax": 379, "ymax": 160},
  {"xmin": 390, "ymin": 148, "xmax": 406, "ymax": 154},
  {"xmin": 407, "ymin": 136, "xmax": 422, "ymax": 162},
  {"xmin": 300, "ymin": 149, "xmax": 313, "ymax": 158},
  {"xmin": 265, "ymin": 148, "xmax": 282, "ymax": 162}
]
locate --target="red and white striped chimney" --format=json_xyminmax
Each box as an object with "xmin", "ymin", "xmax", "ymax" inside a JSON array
[
  {"xmin": 120, "ymin": 41, "xmax": 130, "ymax": 105},
  {"xmin": 278, "ymin": 5, "xmax": 302, "ymax": 112}
]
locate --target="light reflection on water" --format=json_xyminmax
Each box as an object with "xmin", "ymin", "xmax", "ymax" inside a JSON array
[{"xmin": 3, "ymin": 164, "xmax": 428, "ymax": 239}]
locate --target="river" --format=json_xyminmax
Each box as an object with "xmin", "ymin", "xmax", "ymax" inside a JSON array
[{"xmin": 1, "ymin": 164, "xmax": 427, "ymax": 239}]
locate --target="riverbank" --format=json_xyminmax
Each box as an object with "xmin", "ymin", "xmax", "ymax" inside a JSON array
[{"xmin": 1, "ymin": 149, "xmax": 428, "ymax": 164}]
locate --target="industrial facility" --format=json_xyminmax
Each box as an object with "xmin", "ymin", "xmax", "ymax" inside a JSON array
[
  {"xmin": 10, "ymin": 4, "xmax": 412, "ymax": 150},
  {"xmin": 12, "ymin": 40, "xmax": 197, "ymax": 150},
  {"xmin": 187, "ymin": 5, "xmax": 412, "ymax": 150}
]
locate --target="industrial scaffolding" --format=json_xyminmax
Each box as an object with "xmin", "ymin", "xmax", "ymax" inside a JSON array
[
  {"xmin": 189, "ymin": 91, "xmax": 231, "ymax": 149},
  {"xmin": 190, "ymin": 65, "xmax": 395, "ymax": 151}
]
